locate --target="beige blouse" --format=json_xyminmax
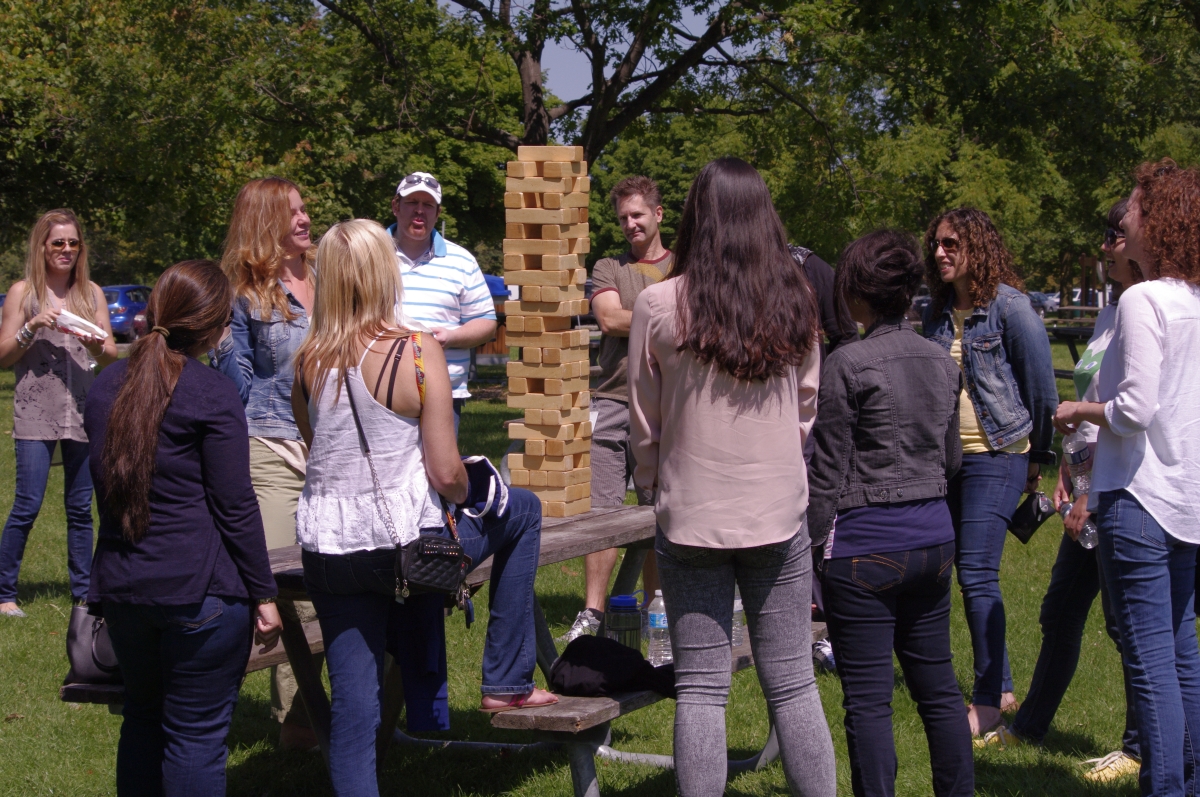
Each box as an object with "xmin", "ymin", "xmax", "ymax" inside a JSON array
[
  {"xmin": 13, "ymin": 324, "xmax": 95, "ymax": 442},
  {"xmin": 628, "ymin": 278, "xmax": 820, "ymax": 548}
]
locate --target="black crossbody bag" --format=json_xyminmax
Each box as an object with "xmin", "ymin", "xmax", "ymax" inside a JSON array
[{"xmin": 342, "ymin": 369, "xmax": 472, "ymax": 603}]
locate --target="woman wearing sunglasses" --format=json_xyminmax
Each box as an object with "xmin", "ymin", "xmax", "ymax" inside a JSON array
[
  {"xmin": 921, "ymin": 208, "xmax": 1058, "ymax": 737},
  {"xmin": 0, "ymin": 209, "xmax": 117, "ymax": 618},
  {"xmin": 980, "ymin": 200, "xmax": 1143, "ymax": 782}
]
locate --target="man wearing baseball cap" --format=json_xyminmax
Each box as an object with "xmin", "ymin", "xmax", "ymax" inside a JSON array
[{"xmin": 387, "ymin": 171, "xmax": 498, "ymax": 433}]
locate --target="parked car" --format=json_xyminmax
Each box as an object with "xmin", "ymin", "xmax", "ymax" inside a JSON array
[
  {"xmin": 1027, "ymin": 291, "xmax": 1060, "ymax": 317},
  {"xmin": 906, "ymin": 283, "xmax": 932, "ymax": 323},
  {"xmin": 103, "ymin": 285, "xmax": 152, "ymax": 342}
]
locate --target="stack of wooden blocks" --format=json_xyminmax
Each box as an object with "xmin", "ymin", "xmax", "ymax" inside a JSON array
[{"xmin": 503, "ymin": 145, "xmax": 593, "ymax": 517}]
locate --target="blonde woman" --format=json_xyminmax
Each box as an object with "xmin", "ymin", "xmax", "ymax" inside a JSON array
[
  {"xmin": 209, "ymin": 177, "xmax": 317, "ymax": 748},
  {"xmin": 292, "ymin": 220, "xmax": 550, "ymax": 795},
  {"xmin": 0, "ymin": 209, "xmax": 117, "ymax": 617}
]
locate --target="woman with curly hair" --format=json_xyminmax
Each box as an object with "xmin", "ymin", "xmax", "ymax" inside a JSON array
[
  {"xmin": 921, "ymin": 208, "xmax": 1058, "ymax": 736},
  {"xmin": 1054, "ymin": 159, "xmax": 1200, "ymax": 795}
]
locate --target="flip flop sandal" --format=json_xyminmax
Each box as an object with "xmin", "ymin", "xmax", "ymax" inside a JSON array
[{"xmin": 479, "ymin": 691, "xmax": 559, "ymax": 714}]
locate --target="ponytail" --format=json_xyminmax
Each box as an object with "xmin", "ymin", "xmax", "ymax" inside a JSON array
[{"xmin": 100, "ymin": 260, "xmax": 232, "ymax": 543}]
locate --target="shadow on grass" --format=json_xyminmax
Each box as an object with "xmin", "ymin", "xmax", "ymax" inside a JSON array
[
  {"xmin": 537, "ymin": 590, "xmax": 590, "ymax": 628},
  {"xmin": 15, "ymin": 578, "xmax": 73, "ymax": 602},
  {"xmin": 975, "ymin": 756, "xmax": 1139, "ymax": 796}
]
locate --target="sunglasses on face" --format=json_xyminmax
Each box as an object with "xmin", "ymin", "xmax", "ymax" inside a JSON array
[
  {"xmin": 933, "ymin": 236, "xmax": 960, "ymax": 253},
  {"xmin": 49, "ymin": 238, "xmax": 81, "ymax": 250},
  {"xmin": 400, "ymin": 174, "xmax": 441, "ymax": 191},
  {"xmin": 1104, "ymin": 228, "xmax": 1125, "ymax": 246}
]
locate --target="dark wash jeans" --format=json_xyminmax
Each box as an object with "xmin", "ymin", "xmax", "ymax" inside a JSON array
[
  {"xmin": 947, "ymin": 451, "xmax": 1026, "ymax": 707},
  {"xmin": 1097, "ymin": 490, "xmax": 1200, "ymax": 796},
  {"xmin": 822, "ymin": 542, "xmax": 973, "ymax": 797},
  {"xmin": 103, "ymin": 596, "xmax": 253, "ymax": 797},
  {"xmin": 302, "ymin": 488, "xmax": 542, "ymax": 797},
  {"xmin": 1012, "ymin": 531, "xmax": 1139, "ymax": 756},
  {"xmin": 655, "ymin": 528, "xmax": 836, "ymax": 797},
  {"xmin": 0, "ymin": 438, "xmax": 94, "ymax": 603}
]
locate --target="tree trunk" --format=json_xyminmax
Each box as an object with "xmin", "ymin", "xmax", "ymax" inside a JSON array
[{"xmin": 516, "ymin": 52, "xmax": 549, "ymax": 147}]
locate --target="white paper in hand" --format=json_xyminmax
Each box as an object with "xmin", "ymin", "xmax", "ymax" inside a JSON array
[{"xmin": 54, "ymin": 310, "xmax": 107, "ymax": 340}]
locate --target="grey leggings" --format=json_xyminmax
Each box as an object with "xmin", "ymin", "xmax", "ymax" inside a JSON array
[{"xmin": 656, "ymin": 528, "xmax": 837, "ymax": 797}]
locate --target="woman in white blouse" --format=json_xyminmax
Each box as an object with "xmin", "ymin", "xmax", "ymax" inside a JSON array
[{"xmin": 1054, "ymin": 159, "xmax": 1200, "ymax": 795}]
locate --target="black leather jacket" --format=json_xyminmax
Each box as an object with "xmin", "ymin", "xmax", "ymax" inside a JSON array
[{"xmin": 807, "ymin": 319, "xmax": 963, "ymax": 547}]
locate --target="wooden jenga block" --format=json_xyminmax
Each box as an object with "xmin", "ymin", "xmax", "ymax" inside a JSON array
[
  {"xmin": 504, "ymin": 270, "xmax": 574, "ymax": 287},
  {"xmin": 542, "ymin": 193, "xmax": 590, "ymax": 209},
  {"xmin": 506, "ymin": 329, "xmax": 583, "ymax": 346},
  {"xmin": 540, "ymin": 254, "xmax": 580, "ymax": 271},
  {"xmin": 543, "ymin": 161, "xmax": 587, "ymax": 178},
  {"xmin": 540, "ymin": 223, "xmax": 590, "ymax": 240},
  {"xmin": 542, "ymin": 496, "xmax": 591, "ymax": 517},
  {"xmin": 574, "ymin": 267, "xmax": 587, "ymax": 284},
  {"xmin": 543, "ymin": 436, "xmax": 591, "ymax": 456},
  {"xmin": 524, "ymin": 439, "xmax": 545, "ymax": 456},
  {"xmin": 521, "ymin": 286, "xmax": 542, "ymax": 302},
  {"xmin": 568, "ymin": 237, "xmax": 591, "ymax": 254},
  {"xmin": 507, "ymin": 316, "xmax": 525, "ymax": 332},
  {"xmin": 508, "ymin": 377, "xmax": 530, "ymax": 394},
  {"xmin": 509, "ymin": 421, "xmax": 586, "ymax": 442},
  {"xmin": 509, "ymin": 469, "xmax": 530, "ymax": 485},
  {"xmin": 503, "ymin": 299, "xmax": 586, "ymax": 317},
  {"xmin": 507, "ymin": 392, "xmax": 575, "ymax": 410},
  {"xmin": 538, "ymin": 285, "xmax": 585, "ymax": 302},
  {"xmin": 503, "ymin": 253, "xmax": 539, "ymax": 271},
  {"xmin": 517, "ymin": 145, "xmax": 584, "ymax": 162},
  {"xmin": 507, "ymin": 360, "xmax": 587, "ymax": 379},
  {"xmin": 544, "ymin": 376, "xmax": 589, "ymax": 395},
  {"xmin": 526, "ymin": 482, "xmax": 591, "ymax": 502},
  {"xmin": 524, "ymin": 406, "xmax": 589, "ymax": 425},
  {"xmin": 506, "ymin": 162, "xmax": 541, "ymax": 178},
  {"xmin": 539, "ymin": 346, "xmax": 589, "ymax": 364},
  {"xmin": 521, "ymin": 347, "xmax": 542, "ymax": 363},
  {"xmin": 511, "ymin": 316, "xmax": 571, "ymax": 334},
  {"xmin": 503, "ymin": 238, "xmax": 569, "ymax": 255},
  {"xmin": 506, "ymin": 177, "xmax": 576, "ymax": 193},
  {"xmin": 505, "ymin": 223, "xmax": 542, "ymax": 239},
  {"xmin": 509, "ymin": 452, "xmax": 590, "ymax": 471},
  {"xmin": 505, "ymin": 207, "xmax": 581, "ymax": 225}
]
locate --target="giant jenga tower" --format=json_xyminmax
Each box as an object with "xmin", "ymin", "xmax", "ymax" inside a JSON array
[{"xmin": 503, "ymin": 146, "xmax": 593, "ymax": 517}]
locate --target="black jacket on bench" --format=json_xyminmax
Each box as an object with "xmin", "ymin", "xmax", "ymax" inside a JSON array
[{"xmin": 84, "ymin": 357, "xmax": 277, "ymax": 608}]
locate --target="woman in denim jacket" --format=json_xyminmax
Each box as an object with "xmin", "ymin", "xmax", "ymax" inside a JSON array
[
  {"xmin": 921, "ymin": 208, "xmax": 1058, "ymax": 736},
  {"xmin": 809, "ymin": 230, "xmax": 972, "ymax": 797},
  {"xmin": 210, "ymin": 177, "xmax": 319, "ymax": 750}
]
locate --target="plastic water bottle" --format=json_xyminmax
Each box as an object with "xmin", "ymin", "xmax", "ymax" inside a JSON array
[
  {"xmin": 1059, "ymin": 501, "xmax": 1098, "ymax": 550},
  {"xmin": 647, "ymin": 590, "xmax": 673, "ymax": 666},
  {"xmin": 1063, "ymin": 431, "xmax": 1092, "ymax": 495},
  {"xmin": 731, "ymin": 586, "xmax": 746, "ymax": 648}
]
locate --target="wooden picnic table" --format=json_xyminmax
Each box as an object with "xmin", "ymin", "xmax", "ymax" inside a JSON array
[{"xmin": 269, "ymin": 504, "xmax": 784, "ymax": 797}]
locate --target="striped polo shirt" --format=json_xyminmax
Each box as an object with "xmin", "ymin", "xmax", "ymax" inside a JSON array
[{"xmin": 387, "ymin": 226, "xmax": 496, "ymax": 398}]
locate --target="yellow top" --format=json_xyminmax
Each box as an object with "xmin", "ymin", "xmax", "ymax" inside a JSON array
[{"xmin": 951, "ymin": 308, "xmax": 1029, "ymax": 455}]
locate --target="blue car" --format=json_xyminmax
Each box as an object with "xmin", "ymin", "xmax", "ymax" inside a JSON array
[{"xmin": 103, "ymin": 285, "xmax": 152, "ymax": 341}]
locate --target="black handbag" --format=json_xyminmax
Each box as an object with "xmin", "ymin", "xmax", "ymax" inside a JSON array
[
  {"xmin": 1008, "ymin": 491, "xmax": 1055, "ymax": 544},
  {"xmin": 65, "ymin": 605, "xmax": 122, "ymax": 685},
  {"xmin": 343, "ymin": 372, "xmax": 472, "ymax": 602}
]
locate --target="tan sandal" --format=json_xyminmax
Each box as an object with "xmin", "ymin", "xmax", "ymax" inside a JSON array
[{"xmin": 479, "ymin": 688, "xmax": 559, "ymax": 714}]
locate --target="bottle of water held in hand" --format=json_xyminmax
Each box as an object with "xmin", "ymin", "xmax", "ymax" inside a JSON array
[
  {"xmin": 1062, "ymin": 431, "xmax": 1093, "ymax": 495},
  {"xmin": 647, "ymin": 590, "xmax": 673, "ymax": 667},
  {"xmin": 1059, "ymin": 501, "xmax": 1099, "ymax": 550},
  {"xmin": 731, "ymin": 586, "xmax": 746, "ymax": 648}
]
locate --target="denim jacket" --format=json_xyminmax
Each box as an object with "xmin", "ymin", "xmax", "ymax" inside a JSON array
[
  {"xmin": 922, "ymin": 283, "xmax": 1058, "ymax": 465},
  {"xmin": 807, "ymin": 320, "xmax": 963, "ymax": 547},
  {"xmin": 211, "ymin": 285, "xmax": 309, "ymax": 440}
]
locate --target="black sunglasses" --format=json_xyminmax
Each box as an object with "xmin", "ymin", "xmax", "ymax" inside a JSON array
[
  {"xmin": 933, "ymin": 236, "xmax": 960, "ymax": 252},
  {"xmin": 1104, "ymin": 228, "xmax": 1125, "ymax": 246},
  {"xmin": 400, "ymin": 174, "xmax": 441, "ymax": 191},
  {"xmin": 49, "ymin": 238, "xmax": 81, "ymax": 250}
]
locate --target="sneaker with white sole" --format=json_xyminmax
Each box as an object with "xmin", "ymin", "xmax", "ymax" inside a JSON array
[
  {"xmin": 812, "ymin": 639, "xmax": 836, "ymax": 673},
  {"xmin": 558, "ymin": 608, "xmax": 603, "ymax": 643},
  {"xmin": 1082, "ymin": 750, "xmax": 1140, "ymax": 782},
  {"xmin": 974, "ymin": 725, "xmax": 1024, "ymax": 750}
]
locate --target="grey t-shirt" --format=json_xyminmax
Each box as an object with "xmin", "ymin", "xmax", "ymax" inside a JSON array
[{"xmin": 591, "ymin": 251, "xmax": 673, "ymax": 402}]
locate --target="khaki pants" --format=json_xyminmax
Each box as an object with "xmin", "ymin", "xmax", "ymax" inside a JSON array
[{"xmin": 249, "ymin": 439, "xmax": 322, "ymax": 727}]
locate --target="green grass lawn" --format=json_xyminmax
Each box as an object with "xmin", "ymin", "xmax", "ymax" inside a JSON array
[{"xmin": 0, "ymin": 343, "xmax": 1145, "ymax": 795}]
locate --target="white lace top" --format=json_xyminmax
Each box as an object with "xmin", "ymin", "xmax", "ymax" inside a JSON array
[{"xmin": 296, "ymin": 342, "xmax": 443, "ymax": 554}]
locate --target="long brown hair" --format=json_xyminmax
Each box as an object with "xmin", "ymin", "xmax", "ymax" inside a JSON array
[
  {"xmin": 101, "ymin": 260, "xmax": 233, "ymax": 543},
  {"xmin": 924, "ymin": 207, "xmax": 1024, "ymax": 310},
  {"xmin": 21, "ymin": 209, "xmax": 99, "ymax": 322},
  {"xmin": 1132, "ymin": 158, "xmax": 1200, "ymax": 284},
  {"xmin": 221, "ymin": 177, "xmax": 312, "ymax": 321},
  {"xmin": 671, "ymin": 157, "xmax": 817, "ymax": 381}
]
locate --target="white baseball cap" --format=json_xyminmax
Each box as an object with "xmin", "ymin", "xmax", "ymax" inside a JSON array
[{"xmin": 396, "ymin": 172, "xmax": 442, "ymax": 205}]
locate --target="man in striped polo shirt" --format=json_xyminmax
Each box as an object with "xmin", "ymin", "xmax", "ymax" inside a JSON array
[{"xmin": 388, "ymin": 172, "xmax": 498, "ymax": 433}]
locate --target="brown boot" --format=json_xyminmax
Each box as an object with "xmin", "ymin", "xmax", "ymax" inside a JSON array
[{"xmin": 278, "ymin": 722, "xmax": 320, "ymax": 752}]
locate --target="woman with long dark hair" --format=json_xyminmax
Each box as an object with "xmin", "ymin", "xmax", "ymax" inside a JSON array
[
  {"xmin": 0, "ymin": 209, "xmax": 117, "ymax": 617},
  {"xmin": 84, "ymin": 260, "xmax": 281, "ymax": 795},
  {"xmin": 921, "ymin": 208, "xmax": 1058, "ymax": 736},
  {"xmin": 628, "ymin": 157, "xmax": 835, "ymax": 797},
  {"xmin": 809, "ymin": 229, "xmax": 972, "ymax": 797},
  {"xmin": 1055, "ymin": 159, "xmax": 1200, "ymax": 795}
]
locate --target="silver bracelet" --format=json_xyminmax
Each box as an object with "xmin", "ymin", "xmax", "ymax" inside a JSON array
[{"xmin": 15, "ymin": 332, "xmax": 30, "ymax": 349}]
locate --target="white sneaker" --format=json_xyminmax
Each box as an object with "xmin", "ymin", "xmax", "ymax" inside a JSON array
[
  {"xmin": 813, "ymin": 639, "xmax": 836, "ymax": 673},
  {"xmin": 1082, "ymin": 750, "xmax": 1140, "ymax": 782},
  {"xmin": 558, "ymin": 608, "xmax": 603, "ymax": 643}
]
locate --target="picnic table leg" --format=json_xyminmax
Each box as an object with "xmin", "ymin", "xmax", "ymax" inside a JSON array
[
  {"xmin": 565, "ymin": 723, "xmax": 609, "ymax": 797},
  {"xmin": 376, "ymin": 654, "xmax": 406, "ymax": 776},
  {"xmin": 278, "ymin": 598, "xmax": 332, "ymax": 766},
  {"xmin": 609, "ymin": 545, "xmax": 648, "ymax": 597},
  {"xmin": 532, "ymin": 598, "xmax": 560, "ymax": 680}
]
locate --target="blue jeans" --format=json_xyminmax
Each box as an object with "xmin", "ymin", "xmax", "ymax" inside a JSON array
[
  {"xmin": 104, "ymin": 596, "xmax": 253, "ymax": 797},
  {"xmin": 1012, "ymin": 532, "xmax": 1139, "ymax": 756},
  {"xmin": 301, "ymin": 488, "xmax": 542, "ymax": 797},
  {"xmin": 1097, "ymin": 490, "xmax": 1200, "ymax": 796},
  {"xmin": 822, "ymin": 542, "xmax": 973, "ymax": 797},
  {"xmin": 0, "ymin": 438, "xmax": 94, "ymax": 603},
  {"xmin": 656, "ymin": 529, "xmax": 837, "ymax": 797},
  {"xmin": 946, "ymin": 452, "xmax": 1026, "ymax": 707}
]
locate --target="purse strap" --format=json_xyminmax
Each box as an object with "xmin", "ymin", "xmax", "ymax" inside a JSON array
[{"xmin": 343, "ymin": 369, "xmax": 459, "ymax": 545}]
